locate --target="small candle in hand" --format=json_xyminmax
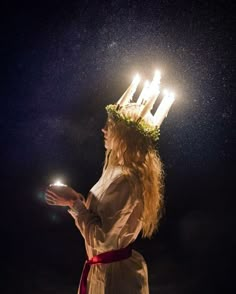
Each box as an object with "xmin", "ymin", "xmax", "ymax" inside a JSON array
[{"xmin": 49, "ymin": 180, "xmax": 67, "ymax": 187}]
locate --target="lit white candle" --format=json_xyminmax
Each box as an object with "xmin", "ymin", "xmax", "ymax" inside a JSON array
[
  {"xmin": 154, "ymin": 90, "xmax": 175, "ymax": 127},
  {"xmin": 137, "ymin": 80, "xmax": 150, "ymax": 104},
  {"xmin": 152, "ymin": 70, "xmax": 161, "ymax": 84},
  {"xmin": 117, "ymin": 74, "xmax": 141, "ymax": 106},
  {"xmin": 50, "ymin": 180, "xmax": 67, "ymax": 187},
  {"xmin": 140, "ymin": 70, "xmax": 161, "ymax": 118}
]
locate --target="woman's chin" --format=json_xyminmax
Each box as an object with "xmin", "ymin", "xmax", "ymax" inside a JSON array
[{"xmin": 104, "ymin": 143, "xmax": 111, "ymax": 150}]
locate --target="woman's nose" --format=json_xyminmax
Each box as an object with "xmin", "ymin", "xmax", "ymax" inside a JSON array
[{"xmin": 101, "ymin": 128, "xmax": 107, "ymax": 134}]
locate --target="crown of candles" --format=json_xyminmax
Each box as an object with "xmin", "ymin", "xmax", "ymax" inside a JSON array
[{"xmin": 105, "ymin": 71, "xmax": 175, "ymax": 141}]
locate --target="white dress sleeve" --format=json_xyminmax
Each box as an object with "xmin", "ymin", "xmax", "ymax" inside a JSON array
[{"xmin": 68, "ymin": 175, "xmax": 141, "ymax": 252}]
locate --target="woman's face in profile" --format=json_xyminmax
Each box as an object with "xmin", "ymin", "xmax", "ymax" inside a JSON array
[{"xmin": 101, "ymin": 119, "xmax": 113, "ymax": 150}]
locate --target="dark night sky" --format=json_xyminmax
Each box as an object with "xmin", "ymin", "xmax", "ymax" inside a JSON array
[{"xmin": 1, "ymin": 0, "xmax": 234, "ymax": 293}]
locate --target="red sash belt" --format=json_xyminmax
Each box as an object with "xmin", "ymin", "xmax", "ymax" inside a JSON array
[{"xmin": 79, "ymin": 244, "xmax": 132, "ymax": 294}]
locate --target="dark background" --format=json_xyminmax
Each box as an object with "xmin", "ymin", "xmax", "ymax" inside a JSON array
[{"xmin": 1, "ymin": 0, "xmax": 234, "ymax": 293}]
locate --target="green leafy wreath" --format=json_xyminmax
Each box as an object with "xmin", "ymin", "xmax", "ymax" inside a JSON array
[{"xmin": 105, "ymin": 104, "xmax": 160, "ymax": 142}]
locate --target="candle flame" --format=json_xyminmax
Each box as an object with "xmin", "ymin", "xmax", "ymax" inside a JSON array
[
  {"xmin": 153, "ymin": 70, "xmax": 161, "ymax": 81},
  {"xmin": 133, "ymin": 74, "xmax": 141, "ymax": 84},
  {"xmin": 50, "ymin": 180, "xmax": 67, "ymax": 187}
]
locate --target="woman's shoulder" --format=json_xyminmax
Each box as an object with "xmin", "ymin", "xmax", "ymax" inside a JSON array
[
  {"xmin": 106, "ymin": 172, "xmax": 130, "ymax": 191},
  {"xmin": 106, "ymin": 171, "xmax": 142, "ymax": 202}
]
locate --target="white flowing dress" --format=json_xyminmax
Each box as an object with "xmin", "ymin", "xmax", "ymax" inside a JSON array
[{"xmin": 68, "ymin": 166, "xmax": 149, "ymax": 294}]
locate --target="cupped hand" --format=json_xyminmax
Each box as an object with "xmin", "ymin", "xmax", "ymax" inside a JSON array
[
  {"xmin": 45, "ymin": 186, "xmax": 85, "ymax": 207},
  {"xmin": 45, "ymin": 189, "xmax": 72, "ymax": 206},
  {"xmin": 48, "ymin": 185, "xmax": 84, "ymax": 200}
]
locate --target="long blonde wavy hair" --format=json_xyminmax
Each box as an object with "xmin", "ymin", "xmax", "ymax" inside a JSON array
[{"xmin": 103, "ymin": 116, "xmax": 165, "ymax": 238}]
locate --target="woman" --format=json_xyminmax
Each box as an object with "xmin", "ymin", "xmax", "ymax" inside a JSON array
[{"xmin": 46, "ymin": 74, "xmax": 171, "ymax": 293}]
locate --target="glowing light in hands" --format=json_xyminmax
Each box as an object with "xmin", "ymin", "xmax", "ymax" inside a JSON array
[{"xmin": 50, "ymin": 180, "xmax": 67, "ymax": 187}]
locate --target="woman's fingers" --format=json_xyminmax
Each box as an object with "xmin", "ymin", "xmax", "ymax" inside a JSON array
[
  {"xmin": 47, "ymin": 186, "xmax": 78, "ymax": 201},
  {"xmin": 45, "ymin": 190, "xmax": 61, "ymax": 205},
  {"xmin": 45, "ymin": 196, "xmax": 64, "ymax": 206},
  {"xmin": 48, "ymin": 186, "xmax": 68, "ymax": 197},
  {"xmin": 46, "ymin": 189, "xmax": 60, "ymax": 197},
  {"xmin": 45, "ymin": 195, "xmax": 56, "ymax": 203},
  {"xmin": 46, "ymin": 191, "xmax": 64, "ymax": 201},
  {"xmin": 45, "ymin": 192, "xmax": 69, "ymax": 207},
  {"xmin": 45, "ymin": 192, "xmax": 55, "ymax": 200},
  {"xmin": 45, "ymin": 197, "xmax": 56, "ymax": 205}
]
